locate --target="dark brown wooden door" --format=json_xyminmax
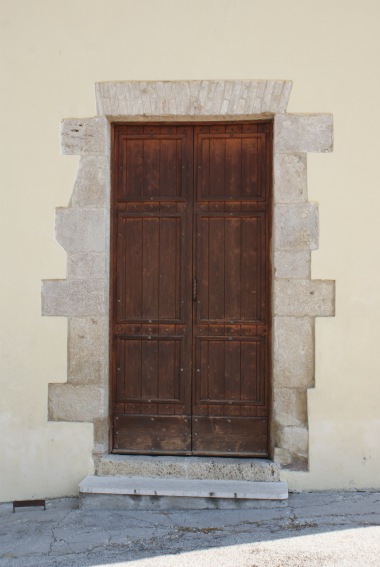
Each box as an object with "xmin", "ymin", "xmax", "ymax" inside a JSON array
[{"xmin": 111, "ymin": 122, "xmax": 272, "ymax": 456}]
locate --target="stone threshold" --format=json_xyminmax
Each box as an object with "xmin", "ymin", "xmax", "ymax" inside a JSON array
[
  {"xmin": 95, "ymin": 454, "xmax": 281, "ymax": 482},
  {"xmin": 79, "ymin": 475, "xmax": 288, "ymax": 510}
]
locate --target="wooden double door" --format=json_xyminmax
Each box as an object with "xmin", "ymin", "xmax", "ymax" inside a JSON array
[{"xmin": 111, "ymin": 122, "xmax": 272, "ymax": 457}]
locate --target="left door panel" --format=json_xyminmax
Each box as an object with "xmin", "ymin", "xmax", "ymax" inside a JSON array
[{"xmin": 110, "ymin": 125, "xmax": 193, "ymax": 453}]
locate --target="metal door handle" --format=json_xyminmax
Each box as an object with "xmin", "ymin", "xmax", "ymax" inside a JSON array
[{"xmin": 193, "ymin": 278, "xmax": 197, "ymax": 301}]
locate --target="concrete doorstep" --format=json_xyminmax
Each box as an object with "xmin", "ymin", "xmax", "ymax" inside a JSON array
[{"xmin": 79, "ymin": 475, "xmax": 288, "ymax": 510}]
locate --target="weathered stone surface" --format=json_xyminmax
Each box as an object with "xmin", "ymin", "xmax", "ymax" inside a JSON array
[
  {"xmin": 277, "ymin": 425, "xmax": 309, "ymax": 459},
  {"xmin": 275, "ymin": 114, "xmax": 333, "ymax": 153},
  {"xmin": 48, "ymin": 383, "xmax": 106, "ymax": 422},
  {"xmin": 274, "ymin": 279, "xmax": 335, "ymax": 317},
  {"xmin": 61, "ymin": 118, "xmax": 108, "ymax": 155},
  {"xmin": 96, "ymin": 455, "xmax": 280, "ymax": 482},
  {"xmin": 273, "ymin": 447, "xmax": 292, "ymax": 466},
  {"xmin": 274, "ymin": 250, "xmax": 310, "ymax": 279},
  {"xmin": 186, "ymin": 458, "xmax": 280, "ymax": 482},
  {"xmin": 273, "ymin": 317, "xmax": 314, "ymax": 388},
  {"xmin": 274, "ymin": 154, "xmax": 307, "ymax": 203},
  {"xmin": 68, "ymin": 317, "xmax": 108, "ymax": 384},
  {"xmin": 42, "ymin": 279, "xmax": 107, "ymax": 317},
  {"xmin": 95, "ymin": 80, "xmax": 292, "ymax": 117},
  {"xmin": 273, "ymin": 388, "xmax": 307, "ymax": 427},
  {"xmin": 275, "ymin": 204, "xmax": 319, "ymax": 250},
  {"xmin": 70, "ymin": 156, "xmax": 110, "ymax": 207},
  {"xmin": 55, "ymin": 208, "xmax": 107, "ymax": 253},
  {"xmin": 93, "ymin": 418, "xmax": 109, "ymax": 454},
  {"xmin": 68, "ymin": 251, "xmax": 107, "ymax": 280}
]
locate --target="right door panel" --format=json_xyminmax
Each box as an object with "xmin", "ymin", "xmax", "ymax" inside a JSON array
[{"xmin": 192, "ymin": 123, "xmax": 272, "ymax": 456}]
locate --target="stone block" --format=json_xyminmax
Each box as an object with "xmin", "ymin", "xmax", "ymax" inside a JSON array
[
  {"xmin": 275, "ymin": 114, "xmax": 333, "ymax": 153},
  {"xmin": 277, "ymin": 425, "xmax": 309, "ymax": 459},
  {"xmin": 42, "ymin": 279, "xmax": 107, "ymax": 317},
  {"xmin": 274, "ymin": 279, "xmax": 335, "ymax": 317},
  {"xmin": 273, "ymin": 447, "xmax": 292, "ymax": 467},
  {"xmin": 55, "ymin": 208, "xmax": 107, "ymax": 253},
  {"xmin": 274, "ymin": 250, "xmax": 310, "ymax": 279},
  {"xmin": 275, "ymin": 204, "xmax": 319, "ymax": 250},
  {"xmin": 67, "ymin": 252, "xmax": 108, "ymax": 280},
  {"xmin": 70, "ymin": 156, "xmax": 110, "ymax": 208},
  {"xmin": 95, "ymin": 80, "xmax": 293, "ymax": 117},
  {"xmin": 48, "ymin": 383, "xmax": 106, "ymax": 422},
  {"xmin": 273, "ymin": 317, "xmax": 314, "ymax": 388},
  {"xmin": 68, "ymin": 317, "xmax": 108, "ymax": 384},
  {"xmin": 274, "ymin": 154, "xmax": 307, "ymax": 203},
  {"xmin": 93, "ymin": 418, "xmax": 109, "ymax": 454},
  {"xmin": 273, "ymin": 388, "xmax": 308, "ymax": 426},
  {"xmin": 61, "ymin": 118, "xmax": 108, "ymax": 156},
  {"xmin": 186, "ymin": 458, "xmax": 280, "ymax": 482}
]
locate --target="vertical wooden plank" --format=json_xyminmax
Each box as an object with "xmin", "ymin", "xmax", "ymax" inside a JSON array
[
  {"xmin": 207, "ymin": 340, "xmax": 225, "ymax": 401},
  {"xmin": 142, "ymin": 218, "xmax": 159, "ymax": 320},
  {"xmin": 208, "ymin": 217, "xmax": 225, "ymax": 320},
  {"xmin": 198, "ymin": 215, "xmax": 209, "ymax": 321},
  {"xmin": 224, "ymin": 340, "xmax": 241, "ymax": 402},
  {"xmin": 198, "ymin": 133, "xmax": 210, "ymax": 199},
  {"xmin": 241, "ymin": 137, "xmax": 258, "ymax": 198},
  {"xmin": 159, "ymin": 218, "xmax": 178, "ymax": 319},
  {"xmin": 224, "ymin": 217, "xmax": 241, "ymax": 320},
  {"xmin": 123, "ymin": 339, "xmax": 143, "ymax": 399},
  {"xmin": 158, "ymin": 340, "xmax": 176, "ymax": 400},
  {"xmin": 241, "ymin": 217, "xmax": 258, "ymax": 321},
  {"xmin": 122, "ymin": 217, "xmax": 142, "ymax": 320},
  {"xmin": 141, "ymin": 339, "xmax": 159, "ymax": 400},
  {"xmin": 160, "ymin": 139, "xmax": 178, "ymax": 197},
  {"xmin": 225, "ymin": 138, "xmax": 242, "ymax": 198},
  {"xmin": 209, "ymin": 138, "xmax": 225, "ymax": 197},
  {"xmin": 124, "ymin": 139, "xmax": 144, "ymax": 199},
  {"xmin": 240, "ymin": 341, "xmax": 257, "ymax": 402},
  {"xmin": 143, "ymin": 139, "xmax": 160, "ymax": 198}
]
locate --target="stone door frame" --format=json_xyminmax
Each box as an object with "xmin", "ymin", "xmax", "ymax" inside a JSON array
[{"xmin": 42, "ymin": 80, "xmax": 335, "ymax": 471}]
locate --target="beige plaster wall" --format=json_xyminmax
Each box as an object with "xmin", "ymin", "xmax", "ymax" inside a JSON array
[{"xmin": 1, "ymin": 0, "xmax": 380, "ymax": 500}]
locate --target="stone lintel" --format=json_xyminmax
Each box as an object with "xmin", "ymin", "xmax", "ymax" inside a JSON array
[
  {"xmin": 55, "ymin": 208, "xmax": 107, "ymax": 253},
  {"xmin": 275, "ymin": 203, "xmax": 319, "ymax": 251},
  {"xmin": 274, "ymin": 280, "xmax": 335, "ymax": 317},
  {"xmin": 61, "ymin": 118, "xmax": 109, "ymax": 156},
  {"xmin": 48, "ymin": 383, "xmax": 107, "ymax": 422},
  {"xmin": 95, "ymin": 80, "xmax": 293, "ymax": 118},
  {"xmin": 275, "ymin": 113, "xmax": 333, "ymax": 153},
  {"xmin": 41, "ymin": 279, "xmax": 107, "ymax": 317}
]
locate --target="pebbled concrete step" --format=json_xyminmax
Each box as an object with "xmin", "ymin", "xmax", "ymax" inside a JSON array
[
  {"xmin": 79, "ymin": 475, "xmax": 288, "ymax": 510},
  {"xmin": 96, "ymin": 455, "xmax": 280, "ymax": 482}
]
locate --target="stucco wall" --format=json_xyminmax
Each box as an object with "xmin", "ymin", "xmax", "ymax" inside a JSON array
[{"xmin": 1, "ymin": 0, "xmax": 380, "ymax": 501}]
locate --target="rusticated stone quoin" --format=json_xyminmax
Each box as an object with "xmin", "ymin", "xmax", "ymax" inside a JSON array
[
  {"xmin": 274, "ymin": 279, "xmax": 335, "ymax": 317},
  {"xmin": 55, "ymin": 208, "xmax": 107, "ymax": 253},
  {"xmin": 48, "ymin": 383, "xmax": 107, "ymax": 422},
  {"xmin": 42, "ymin": 279, "xmax": 106, "ymax": 317},
  {"xmin": 61, "ymin": 118, "xmax": 109, "ymax": 156},
  {"xmin": 275, "ymin": 204, "xmax": 319, "ymax": 251},
  {"xmin": 275, "ymin": 114, "xmax": 333, "ymax": 154},
  {"xmin": 274, "ymin": 153, "xmax": 308, "ymax": 203},
  {"xmin": 43, "ymin": 80, "xmax": 335, "ymax": 474}
]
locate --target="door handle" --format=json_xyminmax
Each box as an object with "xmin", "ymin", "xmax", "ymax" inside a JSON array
[{"xmin": 193, "ymin": 278, "xmax": 197, "ymax": 301}]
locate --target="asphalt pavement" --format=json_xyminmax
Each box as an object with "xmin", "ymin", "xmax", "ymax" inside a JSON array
[{"xmin": 0, "ymin": 491, "xmax": 379, "ymax": 567}]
